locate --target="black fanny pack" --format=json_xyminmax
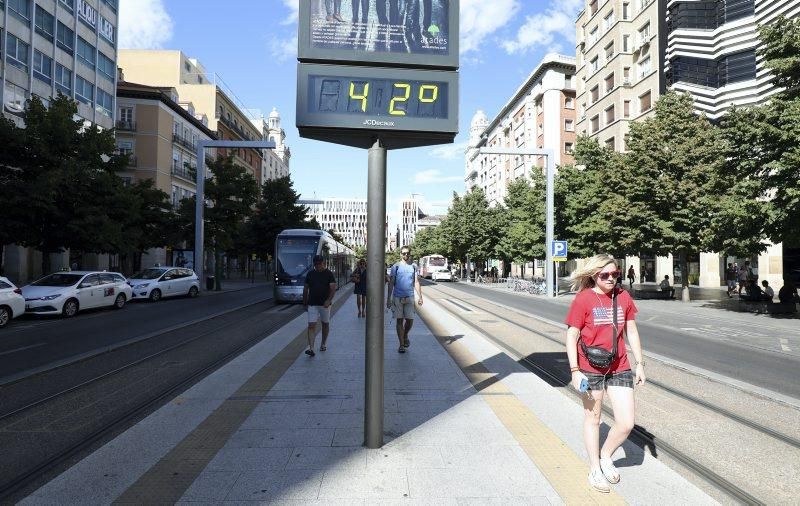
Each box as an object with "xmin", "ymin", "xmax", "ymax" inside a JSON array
[{"xmin": 580, "ymin": 287, "xmax": 620, "ymax": 370}]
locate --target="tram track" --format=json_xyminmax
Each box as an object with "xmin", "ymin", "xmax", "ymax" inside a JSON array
[
  {"xmin": 0, "ymin": 300, "xmax": 301, "ymax": 502},
  {"xmin": 426, "ymin": 285, "xmax": 796, "ymax": 505}
]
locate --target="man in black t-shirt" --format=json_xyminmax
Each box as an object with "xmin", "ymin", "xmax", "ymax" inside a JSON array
[{"xmin": 303, "ymin": 255, "xmax": 337, "ymax": 356}]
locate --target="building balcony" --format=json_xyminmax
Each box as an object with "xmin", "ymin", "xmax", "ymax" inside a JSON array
[
  {"xmin": 172, "ymin": 133, "xmax": 197, "ymax": 151},
  {"xmin": 218, "ymin": 115, "xmax": 252, "ymax": 141},
  {"xmin": 125, "ymin": 155, "xmax": 137, "ymax": 167},
  {"xmin": 116, "ymin": 120, "xmax": 136, "ymax": 131},
  {"xmin": 172, "ymin": 162, "xmax": 196, "ymax": 182}
]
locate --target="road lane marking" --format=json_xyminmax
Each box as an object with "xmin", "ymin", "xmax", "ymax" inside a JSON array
[{"xmin": 0, "ymin": 342, "xmax": 46, "ymax": 356}]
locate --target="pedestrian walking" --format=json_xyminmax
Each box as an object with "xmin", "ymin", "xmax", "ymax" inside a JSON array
[
  {"xmin": 626, "ymin": 265, "xmax": 636, "ymax": 289},
  {"xmin": 725, "ymin": 263, "xmax": 737, "ymax": 298},
  {"xmin": 303, "ymin": 255, "xmax": 337, "ymax": 356},
  {"xmin": 352, "ymin": 259, "xmax": 367, "ymax": 317},
  {"xmin": 386, "ymin": 246, "xmax": 423, "ymax": 353},
  {"xmin": 737, "ymin": 261, "xmax": 750, "ymax": 296},
  {"xmin": 565, "ymin": 254, "xmax": 646, "ymax": 493}
]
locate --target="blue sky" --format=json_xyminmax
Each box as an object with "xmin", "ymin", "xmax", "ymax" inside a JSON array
[{"xmin": 119, "ymin": 0, "xmax": 581, "ymax": 226}]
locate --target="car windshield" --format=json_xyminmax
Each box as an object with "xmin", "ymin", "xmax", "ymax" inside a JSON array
[
  {"xmin": 277, "ymin": 237, "xmax": 319, "ymax": 278},
  {"xmin": 430, "ymin": 257, "xmax": 446, "ymax": 266},
  {"xmin": 132, "ymin": 268, "xmax": 166, "ymax": 280},
  {"xmin": 32, "ymin": 273, "xmax": 83, "ymax": 287}
]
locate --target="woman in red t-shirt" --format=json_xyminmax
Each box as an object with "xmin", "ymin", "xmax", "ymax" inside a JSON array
[{"xmin": 565, "ymin": 254, "xmax": 646, "ymax": 493}]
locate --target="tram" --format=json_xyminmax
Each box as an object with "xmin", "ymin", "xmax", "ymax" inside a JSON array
[
  {"xmin": 273, "ymin": 229, "xmax": 355, "ymax": 303},
  {"xmin": 419, "ymin": 254, "xmax": 451, "ymax": 281}
]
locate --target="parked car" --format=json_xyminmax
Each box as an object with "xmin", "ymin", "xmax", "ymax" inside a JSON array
[
  {"xmin": 127, "ymin": 267, "xmax": 200, "ymax": 302},
  {"xmin": 22, "ymin": 271, "xmax": 132, "ymax": 317},
  {"xmin": 0, "ymin": 276, "xmax": 26, "ymax": 328},
  {"xmin": 431, "ymin": 270, "xmax": 453, "ymax": 282}
]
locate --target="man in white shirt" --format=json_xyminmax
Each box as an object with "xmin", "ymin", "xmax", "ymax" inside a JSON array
[{"xmin": 659, "ymin": 275, "xmax": 675, "ymax": 298}]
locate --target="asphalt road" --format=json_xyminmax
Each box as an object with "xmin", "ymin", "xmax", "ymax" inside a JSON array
[
  {"xmin": 0, "ymin": 285, "xmax": 272, "ymax": 383},
  {"xmin": 438, "ymin": 281, "xmax": 800, "ymax": 400}
]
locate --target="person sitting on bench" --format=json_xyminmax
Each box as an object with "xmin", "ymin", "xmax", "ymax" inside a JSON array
[{"xmin": 659, "ymin": 275, "xmax": 675, "ymax": 298}]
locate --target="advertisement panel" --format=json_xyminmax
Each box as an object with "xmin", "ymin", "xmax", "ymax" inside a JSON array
[{"xmin": 299, "ymin": 0, "xmax": 458, "ymax": 69}]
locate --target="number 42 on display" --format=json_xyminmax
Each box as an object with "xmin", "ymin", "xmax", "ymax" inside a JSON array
[{"xmin": 348, "ymin": 82, "xmax": 439, "ymax": 115}]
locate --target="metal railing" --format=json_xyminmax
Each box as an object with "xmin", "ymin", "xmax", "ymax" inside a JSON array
[
  {"xmin": 171, "ymin": 162, "xmax": 196, "ymax": 181},
  {"xmin": 116, "ymin": 120, "xmax": 136, "ymax": 131}
]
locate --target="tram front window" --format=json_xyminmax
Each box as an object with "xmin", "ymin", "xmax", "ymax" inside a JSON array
[{"xmin": 276, "ymin": 237, "xmax": 319, "ymax": 284}]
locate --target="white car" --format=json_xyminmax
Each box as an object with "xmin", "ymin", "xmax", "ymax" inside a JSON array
[
  {"xmin": 22, "ymin": 271, "xmax": 132, "ymax": 317},
  {"xmin": 127, "ymin": 267, "xmax": 200, "ymax": 302},
  {"xmin": 0, "ymin": 276, "xmax": 26, "ymax": 328},
  {"xmin": 431, "ymin": 270, "xmax": 453, "ymax": 282}
]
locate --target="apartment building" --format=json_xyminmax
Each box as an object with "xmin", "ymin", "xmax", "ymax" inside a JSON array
[
  {"xmin": 465, "ymin": 53, "xmax": 577, "ymax": 207},
  {"xmin": 249, "ymin": 107, "xmax": 291, "ymax": 186},
  {"xmin": 305, "ymin": 199, "xmax": 368, "ymax": 248},
  {"xmin": 575, "ymin": 0, "xmax": 663, "ymax": 151},
  {"xmin": 399, "ymin": 198, "xmax": 420, "ymax": 248},
  {"xmin": 1, "ymin": 0, "xmax": 119, "ymax": 282},
  {"xmin": 118, "ymin": 50, "xmax": 266, "ymax": 182}
]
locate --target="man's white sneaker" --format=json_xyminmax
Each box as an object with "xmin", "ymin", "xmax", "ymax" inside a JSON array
[
  {"xmin": 588, "ymin": 468, "xmax": 610, "ymax": 493},
  {"xmin": 600, "ymin": 457, "xmax": 620, "ymax": 484}
]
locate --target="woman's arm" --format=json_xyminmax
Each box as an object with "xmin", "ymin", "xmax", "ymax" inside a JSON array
[
  {"xmin": 566, "ymin": 326, "xmax": 585, "ymax": 390},
  {"xmin": 626, "ymin": 320, "xmax": 646, "ymax": 385}
]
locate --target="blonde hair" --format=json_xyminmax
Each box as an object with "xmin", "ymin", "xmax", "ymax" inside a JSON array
[{"xmin": 570, "ymin": 254, "xmax": 619, "ymax": 292}]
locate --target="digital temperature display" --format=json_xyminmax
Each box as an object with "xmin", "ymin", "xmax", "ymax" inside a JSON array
[{"xmin": 309, "ymin": 76, "xmax": 449, "ymax": 119}]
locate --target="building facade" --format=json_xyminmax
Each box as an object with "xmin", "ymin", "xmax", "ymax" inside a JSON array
[
  {"xmin": 399, "ymin": 198, "xmax": 420, "ymax": 248},
  {"xmin": 249, "ymin": 107, "xmax": 290, "ymax": 186},
  {"xmin": 115, "ymin": 79, "xmax": 216, "ymax": 268},
  {"xmin": 466, "ymin": 53, "xmax": 577, "ymax": 207},
  {"xmin": 575, "ymin": 0, "xmax": 663, "ymax": 150},
  {"xmin": 1, "ymin": 0, "xmax": 119, "ymax": 282},
  {"xmin": 305, "ymin": 199, "xmax": 368, "ymax": 249},
  {"xmin": 118, "ymin": 50, "xmax": 269, "ymax": 183}
]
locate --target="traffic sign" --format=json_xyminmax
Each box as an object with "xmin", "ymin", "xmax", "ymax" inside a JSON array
[{"xmin": 552, "ymin": 240, "xmax": 568, "ymax": 260}]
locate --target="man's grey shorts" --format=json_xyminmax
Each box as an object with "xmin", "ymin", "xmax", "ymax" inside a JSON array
[
  {"xmin": 391, "ymin": 296, "xmax": 416, "ymax": 320},
  {"xmin": 582, "ymin": 369, "xmax": 634, "ymax": 390}
]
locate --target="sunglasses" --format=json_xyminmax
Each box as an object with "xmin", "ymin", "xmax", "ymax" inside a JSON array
[
  {"xmin": 597, "ymin": 270, "xmax": 621, "ymax": 280},
  {"xmin": 401, "ymin": 251, "xmax": 410, "ymax": 255}
]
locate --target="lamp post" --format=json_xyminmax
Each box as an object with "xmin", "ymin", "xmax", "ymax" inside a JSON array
[
  {"xmin": 476, "ymin": 147, "xmax": 556, "ymax": 298},
  {"xmin": 194, "ymin": 140, "xmax": 276, "ymax": 290}
]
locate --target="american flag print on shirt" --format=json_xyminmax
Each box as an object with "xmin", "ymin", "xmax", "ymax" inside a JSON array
[{"xmin": 592, "ymin": 306, "xmax": 625, "ymax": 326}]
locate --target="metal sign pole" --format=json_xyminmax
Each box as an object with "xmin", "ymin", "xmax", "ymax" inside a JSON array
[
  {"xmin": 544, "ymin": 149, "xmax": 555, "ymax": 298},
  {"xmin": 365, "ymin": 139, "xmax": 387, "ymax": 448}
]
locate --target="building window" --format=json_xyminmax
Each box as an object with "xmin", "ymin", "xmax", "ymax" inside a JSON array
[
  {"xmin": 591, "ymin": 115, "xmax": 600, "ymax": 133},
  {"xmin": 624, "ymin": 100, "xmax": 631, "ymax": 118},
  {"xmin": 5, "ymin": 33, "xmax": 30, "ymax": 70},
  {"xmin": 623, "ymin": 34, "xmax": 630, "ymax": 52},
  {"xmin": 639, "ymin": 22, "xmax": 651, "ymax": 42},
  {"xmin": 96, "ymin": 89, "xmax": 113, "ymax": 117},
  {"xmin": 590, "ymin": 56, "xmax": 599, "ymax": 74},
  {"xmin": 101, "ymin": 0, "xmax": 117, "ymax": 12},
  {"xmin": 605, "ymin": 137, "xmax": 615, "ymax": 150},
  {"xmin": 35, "ymin": 5, "xmax": 56, "ymax": 41},
  {"xmin": 591, "ymin": 85, "xmax": 599, "ymax": 103},
  {"xmin": 605, "ymin": 105, "xmax": 616, "ymax": 124},
  {"xmin": 119, "ymin": 106, "xmax": 133, "ymax": 125},
  {"xmin": 590, "ymin": 0, "xmax": 598, "ymax": 15},
  {"xmin": 639, "ymin": 90, "xmax": 652, "ymax": 112},
  {"xmin": 565, "ymin": 97, "xmax": 574, "ymax": 109},
  {"xmin": 55, "ymin": 64, "xmax": 72, "ymax": 96},
  {"xmin": 58, "ymin": 0, "xmax": 75, "ymax": 12},
  {"xmin": 623, "ymin": 2, "xmax": 630, "ymax": 19},
  {"xmin": 57, "ymin": 22, "xmax": 75, "ymax": 54},
  {"xmin": 75, "ymin": 76, "xmax": 94, "ymax": 105},
  {"xmin": 605, "ymin": 42, "xmax": 614, "ymax": 61},
  {"xmin": 565, "ymin": 142, "xmax": 574, "ymax": 154},
  {"xmin": 668, "ymin": 50, "xmax": 756, "ymax": 89},
  {"xmin": 33, "ymin": 51, "xmax": 54, "ymax": 85},
  {"xmin": 565, "ymin": 119, "xmax": 574, "ymax": 131},
  {"xmin": 4, "ymin": 81, "xmax": 28, "ymax": 113},
  {"xmin": 565, "ymin": 74, "xmax": 573, "ymax": 87},
  {"xmin": 605, "ymin": 73, "xmax": 615, "ymax": 93},
  {"xmin": 9, "ymin": 0, "xmax": 31, "ymax": 24},
  {"xmin": 589, "ymin": 26, "xmax": 599, "ymax": 45},
  {"xmin": 638, "ymin": 55, "xmax": 651, "ymax": 78},
  {"xmin": 77, "ymin": 37, "xmax": 96, "ymax": 69},
  {"xmin": 603, "ymin": 11, "xmax": 615, "ymax": 31},
  {"xmin": 98, "ymin": 52, "xmax": 115, "ymax": 81},
  {"xmin": 623, "ymin": 67, "xmax": 631, "ymax": 84}
]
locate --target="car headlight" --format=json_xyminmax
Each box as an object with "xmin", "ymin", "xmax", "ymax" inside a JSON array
[
  {"xmin": 134, "ymin": 283, "xmax": 150, "ymax": 290},
  {"xmin": 41, "ymin": 294, "xmax": 62, "ymax": 301}
]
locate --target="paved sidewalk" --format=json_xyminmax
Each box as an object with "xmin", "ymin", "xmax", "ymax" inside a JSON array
[{"xmin": 22, "ymin": 292, "xmax": 715, "ymax": 504}]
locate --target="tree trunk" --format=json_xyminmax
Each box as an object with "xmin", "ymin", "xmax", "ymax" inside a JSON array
[
  {"xmin": 214, "ymin": 249, "xmax": 223, "ymax": 291},
  {"xmin": 679, "ymin": 250, "xmax": 691, "ymax": 302}
]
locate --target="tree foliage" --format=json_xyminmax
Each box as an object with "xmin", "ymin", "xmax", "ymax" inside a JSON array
[{"xmin": 246, "ymin": 176, "xmax": 312, "ymax": 261}]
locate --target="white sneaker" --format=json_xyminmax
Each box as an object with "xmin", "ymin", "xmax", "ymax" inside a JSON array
[
  {"xmin": 600, "ymin": 457, "xmax": 620, "ymax": 484},
  {"xmin": 588, "ymin": 467, "xmax": 610, "ymax": 493}
]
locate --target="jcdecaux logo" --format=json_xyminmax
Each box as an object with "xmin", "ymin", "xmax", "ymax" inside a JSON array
[{"xmin": 363, "ymin": 119, "xmax": 396, "ymax": 127}]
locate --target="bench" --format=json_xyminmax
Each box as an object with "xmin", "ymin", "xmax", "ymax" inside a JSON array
[
  {"xmin": 738, "ymin": 300, "xmax": 798, "ymax": 314},
  {"xmin": 633, "ymin": 289, "xmax": 674, "ymax": 300}
]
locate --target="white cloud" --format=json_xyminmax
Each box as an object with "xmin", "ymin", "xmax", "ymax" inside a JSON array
[
  {"xmin": 281, "ymin": 0, "xmax": 300, "ymax": 25},
  {"xmin": 460, "ymin": 0, "xmax": 520, "ymax": 54},
  {"xmin": 119, "ymin": 0, "xmax": 173, "ymax": 49},
  {"xmin": 429, "ymin": 142, "xmax": 468, "ymax": 160},
  {"xmin": 270, "ymin": 35, "xmax": 298, "ymax": 63},
  {"xmin": 502, "ymin": 0, "xmax": 581, "ymax": 54},
  {"xmin": 413, "ymin": 169, "xmax": 463, "ymax": 185}
]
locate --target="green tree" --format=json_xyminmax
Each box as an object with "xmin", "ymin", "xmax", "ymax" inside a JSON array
[
  {"xmin": 411, "ymin": 225, "xmax": 449, "ymax": 258},
  {"xmin": 439, "ymin": 188, "xmax": 498, "ymax": 273},
  {"xmin": 495, "ymin": 173, "xmax": 545, "ymax": 277},
  {"xmin": 246, "ymin": 176, "xmax": 312, "ymax": 262},
  {"xmin": 625, "ymin": 92, "xmax": 728, "ymax": 298}
]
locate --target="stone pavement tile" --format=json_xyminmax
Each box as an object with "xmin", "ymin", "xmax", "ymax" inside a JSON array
[
  {"xmin": 456, "ymin": 497, "xmax": 554, "ymax": 506},
  {"xmin": 258, "ymin": 428, "xmax": 335, "ymax": 447},
  {"xmin": 365, "ymin": 445, "xmax": 446, "ymax": 469},
  {"xmin": 304, "ymin": 412, "xmax": 364, "ymax": 429},
  {"xmin": 179, "ymin": 471, "xmax": 240, "ymax": 502},
  {"xmin": 332, "ymin": 427, "xmax": 364, "ymax": 447},
  {"xmin": 379, "ymin": 499, "xmax": 459, "ymax": 506},
  {"xmin": 206, "ymin": 447, "xmax": 292, "ymax": 472},
  {"xmin": 239, "ymin": 413, "xmax": 310, "ymax": 431},
  {"xmin": 222, "ymin": 470, "xmax": 322, "ymax": 502},
  {"xmin": 227, "ymin": 429, "xmax": 269, "ymax": 448},
  {"xmin": 285, "ymin": 446, "xmax": 367, "ymax": 472},
  {"xmin": 406, "ymin": 468, "xmax": 507, "ymax": 498},
  {"xmin": 271, "ymin": 399, "xmax": 347, "ymax": 414},
  {"xmin": 317, "ymin": 468, "xmax": 409, "ymax": 500},
  {"xmin": 262, "ymin": 500, "xmax": 366, "ymax": 506},
  {"xmin": 439, "ymin": 445, "xmax": 530, "ymax": 470}
]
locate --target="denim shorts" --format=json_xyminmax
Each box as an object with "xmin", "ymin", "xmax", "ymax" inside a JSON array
[{"xmin": 582, "ymin": 369, "xmax": 634, "ymax": 390}]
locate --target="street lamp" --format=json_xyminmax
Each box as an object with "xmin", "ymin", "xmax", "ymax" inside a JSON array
[
  {"xmin": 476, "ymin": 147, "xmax": 556, "ymax": 298},
  {"xmin": 194, "ymin": 140, "xmax": 276, "ymax": 290}
]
